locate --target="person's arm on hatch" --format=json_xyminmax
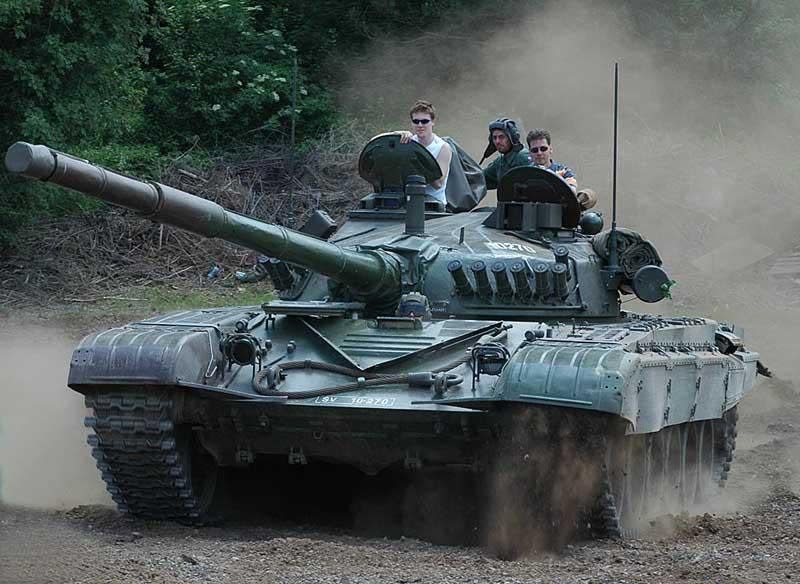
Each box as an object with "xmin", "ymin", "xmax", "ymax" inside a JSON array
[
  {"xmin": 555, "ymin": 166, "xmax": 578, "ymax": 193},
  {"xmin": 370, "ymin": 131, "xmax": 414, "ymax": 143},
  {"xmin": 552, "ymin": 165, "xmax": 597, "ymax": 208}
]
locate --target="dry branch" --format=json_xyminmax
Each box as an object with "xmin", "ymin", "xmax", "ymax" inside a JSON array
[{"xmin": 0, "ymin": 128, "xmax": 371, "ymax": 308}]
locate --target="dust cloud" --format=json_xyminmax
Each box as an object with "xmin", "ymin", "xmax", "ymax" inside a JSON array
[
  {"xmin": 341, "ymin": 0, "xmax": 800, "ymax": 530},
  {"xmin": 485, "ymin": 409, "xmax": 605, "ymax": 556},
  {"xmin": 0, "ymin": 325, "xmax": 111, "ymax": 509}
]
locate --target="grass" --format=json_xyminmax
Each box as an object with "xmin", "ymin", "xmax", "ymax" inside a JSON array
[
  {"xmin": 7, "ymin": 280, "xmax": 275, "ymax": 339},
  {"xmin": 100, "ymin": 281, "xmax": 275, "ymax": 313}
]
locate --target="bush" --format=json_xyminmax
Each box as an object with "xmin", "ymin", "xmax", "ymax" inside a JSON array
[
  {"xmin": 0, "ymin": 0, "xmax": 151, "ymax": 246},
  {"xmin": 143, "ymin": 0, "xmax": 336, "ymax": 149}
]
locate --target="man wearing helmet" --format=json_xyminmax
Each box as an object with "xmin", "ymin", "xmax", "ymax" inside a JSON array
[{"xmin": 480, "ymin": 118, "xmax": 533, "ymax": 190}]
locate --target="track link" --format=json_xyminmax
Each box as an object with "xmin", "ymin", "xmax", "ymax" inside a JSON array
[
  {"xmin": 713, "ymin": 407, "xmax": 738, "ymax": 486},
  {"xmin": 591, "ymin": 468, "xmax": 623, "ymax": 538},
  {"xmin": 85, "ymin": 391, "xmax": 215, "ymax": 522}
]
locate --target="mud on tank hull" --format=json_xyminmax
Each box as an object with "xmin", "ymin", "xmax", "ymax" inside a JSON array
[{"xmin": 72, "ymin": 306, "xmax": 756, "ymax": 552}]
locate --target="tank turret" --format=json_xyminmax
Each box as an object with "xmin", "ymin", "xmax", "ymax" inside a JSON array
[{"xmin": 5, "ymin": 140, "xmax": 671, "ymax": 320}]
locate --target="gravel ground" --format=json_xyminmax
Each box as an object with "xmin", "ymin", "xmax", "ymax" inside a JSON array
[{"xmin": 2, "ymin": 375, "xmax": 799, "ymax": 584}]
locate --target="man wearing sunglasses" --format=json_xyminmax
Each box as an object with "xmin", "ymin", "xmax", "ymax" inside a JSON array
[
  {"xmin": 392, "ymin": 100, "xmax": 453, "ymax": 204},
  {"xmin": 480, "ymin": 118, "xmax": 533, "ymax": 190},
  {"xmin": 526, "ymin": 128, "xmax": 578, "ymax": 191},
  {"xmin": 526, "ymin": 129, "xmax": 597, "ymax": 209}
]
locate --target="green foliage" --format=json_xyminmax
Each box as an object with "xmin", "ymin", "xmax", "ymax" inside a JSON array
[
  {"xmin": 0, "ymin": 0, "xmax": 149, "ymax": 147},
  {"xmin": 260, "ymin": 0, "xmax": 488, "ymax": 80},
  {"xmin": 75, "ymin": 144, "xmax": 165, "ymax": 180},
  {"xmin": 0, "ymin": 0, "xmax": 486, "ymax": 247},
  {"xmin": 0, "ymin": 0, "xmax": 151, "ymax": 247},
  {"xmin": 143, "ymin": 0, "xmax": 336, "ymax": 147}
]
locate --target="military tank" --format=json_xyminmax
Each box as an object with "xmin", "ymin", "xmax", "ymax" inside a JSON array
[{"xmin": 5, "ymin": 137, "xmax": 763, "ymax": 556}]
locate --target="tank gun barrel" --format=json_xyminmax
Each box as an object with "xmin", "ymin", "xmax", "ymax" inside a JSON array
[{"xmin": 5, "ymin": 142, "xmax": 400, "ymax": 301}]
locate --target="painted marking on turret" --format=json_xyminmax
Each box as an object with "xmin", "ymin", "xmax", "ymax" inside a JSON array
[
  {"xmin": 485, "ymin": 242, "xmax": 539, "ymax": 256},
  {"xmin": 314, "ymin": 396, "xmax": 396, "ymax": 407}
]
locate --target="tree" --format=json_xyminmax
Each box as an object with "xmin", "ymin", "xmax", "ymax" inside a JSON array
[
  {"xmin": 143, "ymin": 0, "xmax": 335, "ymax": 148},
  {"xmin": 0, "ymin": 0, "xmax": 151, "ymax": 245}
]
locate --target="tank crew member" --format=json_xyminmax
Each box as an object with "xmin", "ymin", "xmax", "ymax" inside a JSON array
[
  {"xmin": 526, "ymin": 128, "xmax": 578, "ymax": 191},
  {"xmin": 388, "ymin": 100, "xmax": 453, "ymax": 205},
  {"xmin": 526, "ymin": 128, "xmax": 596, "ymax": 210},
  {"xmin": 480, "ymin": 118, "xmax": 532, "ymax": 190}
]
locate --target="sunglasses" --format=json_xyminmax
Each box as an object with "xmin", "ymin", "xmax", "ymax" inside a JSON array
[
  {"xmin": 411, "ymin": 118, "xmax": 431, "ymax": 125},
  {"xmin": 529, "ymin": 145, "xmax": 550, "ymax": 153}
]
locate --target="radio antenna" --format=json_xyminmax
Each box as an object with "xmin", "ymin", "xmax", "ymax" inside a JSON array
[{"xmin": 607, "ymin": 62, "xmax": 621, "ymax": 273}]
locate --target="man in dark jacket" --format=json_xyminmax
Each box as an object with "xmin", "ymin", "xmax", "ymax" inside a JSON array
[{"xmin": 480, "ymin": 118, "xmax": 532, "ymax": 190}]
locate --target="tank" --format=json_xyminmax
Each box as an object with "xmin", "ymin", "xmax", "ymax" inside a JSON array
[{"xmin": 5, "ymin": 138, "xmax": 765, "ymax": 556}]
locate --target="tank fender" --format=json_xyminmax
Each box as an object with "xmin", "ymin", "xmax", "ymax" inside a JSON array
[
  {"xmin": 494, "ymin": 340, "xmax": 760, "ymax": 432},
  {"xmin": 66, "ymin": 312, "xmax": 250, "ymax": 390},
  {"xmin": 69, "ymin": 327, "xmax": 219, "ymax": 390},
  {"xmin": 493, "ymin": 343, "xmax": 637, "ymax": 418}
]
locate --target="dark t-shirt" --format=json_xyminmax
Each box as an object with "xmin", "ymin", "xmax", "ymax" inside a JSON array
[{"xmin": 541, "ymin": 160, "xmax": 577, "ymax": 187}]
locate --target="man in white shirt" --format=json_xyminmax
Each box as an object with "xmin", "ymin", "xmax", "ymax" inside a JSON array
[{"xmin": 392, "ymin": 100, "xmax": 453, "ymax": 204}]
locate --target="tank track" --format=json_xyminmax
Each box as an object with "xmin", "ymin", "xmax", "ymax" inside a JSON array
[
  {"xmin": 85, "ymin": 391, "xmax": 215, "ymax": 522},
  {"xmin": 591, "ymin": 464, "xmax": 623, "ymax": 538},
  {"xmin": 591, "ymin": 411, "xmax": 739, "ymax": 539},
  {"xmin": 713, "ymin": 406, "xmax": 738, "ymax": 487}
]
